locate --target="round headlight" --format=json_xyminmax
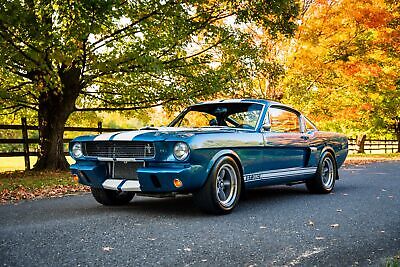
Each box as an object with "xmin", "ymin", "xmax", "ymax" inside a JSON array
[
  {"xmin": 72, "ymin": 142, "xmax": 83, "ymax": 158},
  {"xmin": 173, "ymin": 142, "xmax": 190, "ymax": 161}
]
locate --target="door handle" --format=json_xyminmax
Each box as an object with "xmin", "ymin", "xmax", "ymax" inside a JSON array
[{"xmin": 300, "ymin": 135, "xmax": 309, "ymax": 140}]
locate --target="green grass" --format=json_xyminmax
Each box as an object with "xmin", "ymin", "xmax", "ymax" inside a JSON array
[
  {"xmin": 386, "ymin": 253, "xmax": 400, "ymax": 267},
  {"xmin": 0, "ymin": 156, "xmax": 76, "ymax": 172}
]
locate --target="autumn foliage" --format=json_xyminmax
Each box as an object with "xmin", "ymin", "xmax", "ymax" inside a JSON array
[{"xmin": 280, "ymin": 0, "xmax": 400, "ymax": 136}]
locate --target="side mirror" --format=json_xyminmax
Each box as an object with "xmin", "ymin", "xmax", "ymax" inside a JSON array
[{"xmin": 262, "ymin": 123, "xmax": 271, "ymax": 132}]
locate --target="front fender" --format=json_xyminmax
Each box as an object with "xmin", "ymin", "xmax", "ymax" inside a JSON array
[{"xmin": 205, "ymin": 149, "xmax": 244, "ymax": 179}]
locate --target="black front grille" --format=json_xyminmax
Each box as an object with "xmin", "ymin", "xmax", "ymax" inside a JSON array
[{"xmin": 84, "ymin": 141, "xmax": 155, "ymax": 159}]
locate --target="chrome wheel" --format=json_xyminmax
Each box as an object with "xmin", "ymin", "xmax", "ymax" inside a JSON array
[
  {"xmin": 215, "ymin": 163, "xmax": 238, "ymax": 208},
  {"xmin": 321, "ymin": 157, "xmax": 334, "ymax": 189}
]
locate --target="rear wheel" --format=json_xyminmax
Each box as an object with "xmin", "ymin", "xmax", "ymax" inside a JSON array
[
  {"xmin": 193, "ymin": 156, "xmax": 242, "ymax": 214},
  {"xmin": 91, "ymin": 187, "xmax": 135, "ymax": 206},
  {"xmin": 306, "ymin": 151, "xmax": 337, "ymax": 194}
]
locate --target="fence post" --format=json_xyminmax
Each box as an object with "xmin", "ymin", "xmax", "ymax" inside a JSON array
[
  {"xmin": 98, "ymin": 121, "xmax": 103, "ymax": 134},
  {"xmin": 21, "ymin": 118, "xmax": 30, "ymax": 170},
  {"xmin": 384, "ymin": 137, "xmax": 387, "ymax": 154}
]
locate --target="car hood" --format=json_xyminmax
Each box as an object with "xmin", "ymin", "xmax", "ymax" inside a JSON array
[{"xmin": 82, "ymin": 127, "xmax": 239, "ymax": 142}]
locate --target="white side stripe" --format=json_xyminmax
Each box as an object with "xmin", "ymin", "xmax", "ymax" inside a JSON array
[{"xmin": 244, "ymin": 167, "xmax": 317, "ymax": 182}]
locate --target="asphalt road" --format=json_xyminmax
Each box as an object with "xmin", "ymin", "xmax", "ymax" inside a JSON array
[{"xmin": 0, "ymin": 161, "xmax": 399, "ymax": 266}]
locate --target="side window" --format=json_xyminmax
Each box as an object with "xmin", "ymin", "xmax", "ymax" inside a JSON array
[
  {"xmin": 304, "ymin": 117, "xmax": 317, "ymax": 132},
  {"xmin": 269, "ymin": 107, "xmax": 300, "ymax": 133}
]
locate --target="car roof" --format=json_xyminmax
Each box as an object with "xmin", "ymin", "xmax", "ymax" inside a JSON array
[{"xmin": 193, "ymin": 99, "xmax": 295, "ymax": 110}]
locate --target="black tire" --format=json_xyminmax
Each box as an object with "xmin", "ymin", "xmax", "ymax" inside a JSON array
[
  {"xmin": 91, "ymin": 187, "xmax": 135, "ymax": 206},
  {"xmin": 306, "ymin": 151, "xmax": 337, "ymax": 194},
  {"xmin": 193, "ymin": 156, "xmax": 242, "ymax": 215}
]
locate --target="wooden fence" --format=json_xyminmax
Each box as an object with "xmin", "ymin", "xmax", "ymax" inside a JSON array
[
  {"xmin": 0, "ymin": 118, "xmax": 399, "ymax": 170},
  {"xmin": 348, "ymin": 137, "xmax": 399, "ymax": 154},
  {"xmin": 0, "ymin": 118, "xmax": 133, "ymax": 170}
]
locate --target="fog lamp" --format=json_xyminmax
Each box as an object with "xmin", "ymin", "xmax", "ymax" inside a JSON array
[
  {"xmin": 173, "ymin": 178, "xmax": 183, "ymax": 188},
  {"xmin": 72, "ymin": 174, "xmax": 79, "ymax": 182}
]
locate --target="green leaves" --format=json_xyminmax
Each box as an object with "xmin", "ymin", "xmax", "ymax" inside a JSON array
[{"xmin": 0, "ymin": 0, "xmax": 299, "ymax": 116}]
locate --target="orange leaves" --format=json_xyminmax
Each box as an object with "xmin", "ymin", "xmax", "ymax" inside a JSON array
[
  {"xmin": 341, "ymin": 61, "xmax": 382, "ymax": 78},
  {"xmin": 361, "ymin": 103, "xmax": 373, "ymax": 111},
  {"xmin": 353, "ymin": 7, "xmax": 392, "ymax": 29},
  {"xmin": 280, "ymin": 0, "xmax": 400, "ymax": 135}
]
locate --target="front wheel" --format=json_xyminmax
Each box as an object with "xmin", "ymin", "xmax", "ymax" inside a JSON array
[
  {"xmin": 306, "ymin": 151, "xmax": 337, "ymax": 194},
  {"xmin": 91, "ymin": 187, "xmax": 135, "ymax": 206},
  {"xmin": 193, "ymin": 156, "xmax": 242, "ymax": 214}
]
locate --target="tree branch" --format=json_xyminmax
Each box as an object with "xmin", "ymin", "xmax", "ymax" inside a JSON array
[
  {"xmin": 162, "ymin": 37, "xmax": 229, "ymax": 65},
  {"xmin": 74, "ymin": 98, "xmax": 177, "ymax": 112},
  {"xmin": 0, "ymin": 29, "xmax": 41, "ymax": 67},
  {"xmin": 5, "ymin": 81, "xmax": 32, "ymax": 92},
  {"xmin": 0, "ymin": 102, "xmax": 38, "ymax": 112},
  {"xmin": 0, "ymin": 107, "xmax": 23, "ymax": 115},
  {"xmin": 89, "ymin": 10, "xmax": 159, "ymax": 51},
  {"xmin": 0, "ymin": 20, "xmax": 41, "ymax": 53},
  {"xmin": 4, "ymin": 66, "xmax": 31, "ymax": 79}
]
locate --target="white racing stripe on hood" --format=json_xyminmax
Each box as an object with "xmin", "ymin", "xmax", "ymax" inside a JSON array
[
  {"xmin": 94, "ymin": 132, "xmax": 120, "ymax": 141},
  {"xmin": 112, "ymin": 130, "xmax": 157, "ymax": 141}
]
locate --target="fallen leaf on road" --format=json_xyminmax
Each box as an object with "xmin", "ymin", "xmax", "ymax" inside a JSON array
[{"xmin": 330, "ymin": 224, "xmax": 340, "ymax": 228}]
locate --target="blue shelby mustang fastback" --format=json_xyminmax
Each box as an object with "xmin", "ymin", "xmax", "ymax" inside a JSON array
[{"xmin": 70, "ymin": 99, "xmax": 348, "ymax": 214}]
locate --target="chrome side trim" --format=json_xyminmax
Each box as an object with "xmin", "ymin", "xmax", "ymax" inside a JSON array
[{"xmin": 97, "ymin": 158, "xmax": 146, "ymax": 162}]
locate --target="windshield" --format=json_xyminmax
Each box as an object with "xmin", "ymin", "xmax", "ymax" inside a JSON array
[{"xmin": 169, "ymin": 103, "xmax": 264, "ymax": 130}]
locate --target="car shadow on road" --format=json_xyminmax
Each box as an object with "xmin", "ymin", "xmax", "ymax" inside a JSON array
[{"xmin": 95, "ymin": 184, "xmax": 330, "ymax": 217}]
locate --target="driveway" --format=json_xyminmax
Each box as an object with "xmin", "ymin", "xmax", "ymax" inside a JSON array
[{"xmin": 0, "ymin": 161, "xmax": 399, "ymax": 266}]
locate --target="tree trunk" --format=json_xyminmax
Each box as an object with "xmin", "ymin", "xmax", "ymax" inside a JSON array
[
  {"xmin": 34, "ymin": 98, "xmax": 70, "ymax": 170},
  {"xmin": 397, "ymin": 133, "xmax": 400, "ymax": 153},
  {"xmin": 356, "ymin": 134, "xmax": 366, "ymax": 154},
  {"xmin": 33, "ymin": 67, "xmax": 82, "ymax": 171}
]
